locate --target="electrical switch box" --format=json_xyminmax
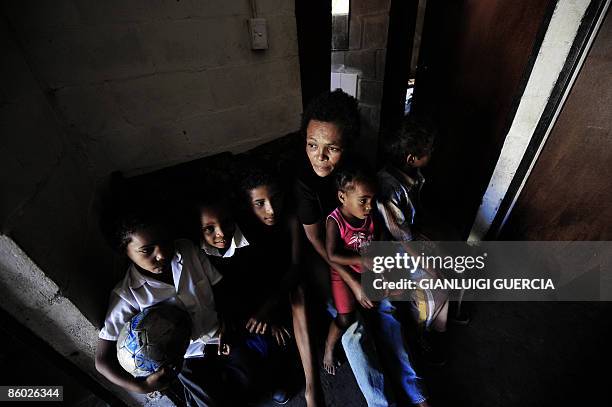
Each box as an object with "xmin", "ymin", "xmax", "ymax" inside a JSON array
[{"xmin": 249, "ymin": 18, "xmax": 268, "ymax": 50}]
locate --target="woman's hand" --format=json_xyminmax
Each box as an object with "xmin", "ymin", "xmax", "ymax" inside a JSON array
[{"xmin": 270, "ymin": 325, "xmax": 292, "ymax": 347}]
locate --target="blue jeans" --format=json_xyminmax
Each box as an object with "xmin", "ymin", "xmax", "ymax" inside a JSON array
[{"xmin": 341, "ymin": 298, "xmax": 427, "ymax": 406}]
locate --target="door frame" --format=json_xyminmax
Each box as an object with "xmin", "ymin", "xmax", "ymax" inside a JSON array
[{"xmin": 468, "ymin": 0, "xmax": 611, "ymax": 241}]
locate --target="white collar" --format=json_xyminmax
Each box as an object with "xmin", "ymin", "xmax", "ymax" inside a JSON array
[
  {"xmin": 128, "ymin": 251, "xmax": 182, "ymax": 289},
  {"xmin": 201, "ymin": 225, "xmax": 249, "ymax": 258}
]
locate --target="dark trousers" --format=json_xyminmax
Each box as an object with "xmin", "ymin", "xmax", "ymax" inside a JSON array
[{"xmin": 178, "ymin": 344, "xmax": 255, "ymax": 407}]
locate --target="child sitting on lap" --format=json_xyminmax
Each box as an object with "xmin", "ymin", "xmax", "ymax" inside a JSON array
[{"xmin": 323, "ymin": 166, "xmax": 380, "ymax": 375}]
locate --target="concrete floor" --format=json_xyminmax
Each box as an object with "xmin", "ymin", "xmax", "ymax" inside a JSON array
[
  {"xmin": 3, "ymin": 301, "xmax": 609, "ymax": 407},
  {"xmin": 259, "ymin": 301, "xmax": 612, "ymax": 407},
  {"xmin": 0, "ymin": 320, "xmax": 107, "ymax": 407}
]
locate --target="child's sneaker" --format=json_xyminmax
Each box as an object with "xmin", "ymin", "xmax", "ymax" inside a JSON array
[{"xmin": 271, "ymin": 388, "xmax": 290, "ymax": 405}]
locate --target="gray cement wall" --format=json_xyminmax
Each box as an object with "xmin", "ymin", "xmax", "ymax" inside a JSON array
[
  {"xmin": 1, "ymin": 1, "xmax": 302, "ymax": 403},
  {"xmin": 1, "ymin": 0, "xmax": 302, "ymax": 320},
  {"xmin": 3, "ymin": 0, "xmax": 302, "ymax": 177},
  {"xmin": 0, "ymin": 236, "xmax": 171, "ymax": 406},
  {"xmin": 331, "ymin": 0, "xmax": 390, "ymax": 154},
  {"xmin": 0, "ymin": 14, "xmax": 116, "ymax": 324}
]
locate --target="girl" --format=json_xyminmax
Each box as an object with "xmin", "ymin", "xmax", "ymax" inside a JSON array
[{"xmin": 324, "ymin": 166, "xmax": 378, "ymax": 375}]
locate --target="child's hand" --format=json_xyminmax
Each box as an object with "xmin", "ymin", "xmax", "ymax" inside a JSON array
[
  {"xmin": 141, "ymin": 366, "xmax": 175, "ymax": 393},
  {"xmin": 353, "ymin": 286, "xmax": 374, "ymax": 309},
  {"xmin": 217, "ymin": 332, "xmax": 231, "ymax": 356},
  {"xmin": 270, "ymin": 325, "xmax": 292, "ymax": 347},
  {"xmin": 217, "ymin": 318, "xmax": 231, "ymax": 356},
  {"xmin": 246, "ymin": 317, "xmax": 268, "ymax": 334},
  {"xmin": 245, "ymin": 301, "xmax": 276, "ymax": 334}
]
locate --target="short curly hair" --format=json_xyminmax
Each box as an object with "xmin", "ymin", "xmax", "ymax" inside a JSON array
[
  {"xmin": 111, "ymin": 210, "xmax": 159, "ymax": 252},
  {"xmin": 335, "ymin": 164, "xmax": 376, "ymax": 193},
  {"xmin": 301, "ymin": 89, "xmax": 361, "ymax": 147},
  {"xmin": 194, "ymin": 185, "xmax": 232, "ymax": 215},
  {"xmin": 239, "ymin": 165, "xmax": 280, "ymax": 195},
  {"xmin": 386, "ymin": 117, "xmax": 435, "ymax": 168}
]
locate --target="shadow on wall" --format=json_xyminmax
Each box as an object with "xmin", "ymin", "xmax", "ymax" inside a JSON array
[
  {"xmin": 1, "ymin": 0, "xmax": 303, "ymax": 328},
  {"xmin": 96, "ymin": 133, "xmax": 303, "ymax": 327}
]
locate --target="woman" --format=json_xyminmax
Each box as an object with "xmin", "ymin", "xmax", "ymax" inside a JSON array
[
  {"xmin": 295, "ymin": 90, "xmax": 373, "ymax": 311},
  {"xmin": 294, "ymin": 90, "xmax": 431, "ymax": 407}
]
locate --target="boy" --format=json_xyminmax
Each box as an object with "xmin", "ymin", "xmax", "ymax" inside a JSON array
[
  {"xmin": 376, "ymin": 117, "xmax": 450, "ymax": 365},
  {"xmin": 377, "ymin": 117, "xmax": 433, "ymax": 243},
  {"xmin": 95, "ymin": 210, "xmax": 254, "ymax": 406}
]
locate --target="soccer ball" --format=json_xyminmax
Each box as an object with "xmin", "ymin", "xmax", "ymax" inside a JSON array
[{"xmin": 116, "ymin": 303, "xmax": 192, "ymax": 377}]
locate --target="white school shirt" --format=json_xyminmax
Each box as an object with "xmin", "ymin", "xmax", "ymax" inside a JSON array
[
  {"xmin": 99, "ymin": 239, "xmax": 223, "ymax": 358},
  {"xmin": 200, "ymin": 225, "xmax": 249, "ymax": 258}
]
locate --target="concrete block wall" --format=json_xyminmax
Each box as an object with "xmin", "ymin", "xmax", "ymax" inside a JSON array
[
  {"xmin": 0, "ymin": 237, "xmax": 156, "ymax": 406},
  {"xmin": 0, "ymin": 15, "xmax": 115, "ymax": 322},
  {"xmin": 1, "ymin": 1, "xmax": 302, "ymax": 403},
  {"xmin": 1, "ymin": 0, "xmax": 302, "ymax": 319},
  {"xmin": 331, "ymin": 0, "xmax": 390, "ymax": 157},
  {"xmin": 3, "ymin": 0, "xmax": 302, "ymax": 177}
]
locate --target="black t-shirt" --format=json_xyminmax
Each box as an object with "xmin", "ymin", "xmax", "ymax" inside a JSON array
[
  {"xmin": 240, "ymin": 217, "xmax": 292, "ymax": 276},
  {"xmin": 208, "ymin": 244, "xmax": 257, "ymax": 283},
  {"xmin": 293, "ymin": 160, "xmax": 339, "ymax": 225},
  {"xmin": 240, "ymin": 216, "xmax": 293, "ymax": 321},
  {"xmin": 207, "ymin": 244, "xmax": 259, "ymax": 321}
]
